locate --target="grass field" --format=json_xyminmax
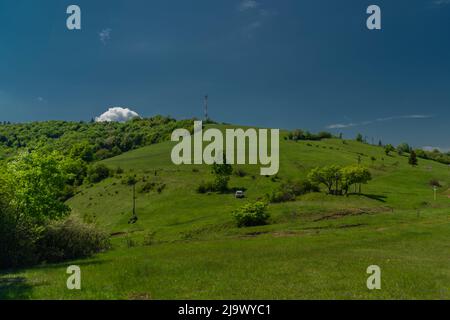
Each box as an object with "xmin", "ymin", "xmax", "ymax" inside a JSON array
[{"xmin": 1, "ymin": 125, "xmax": 449, "ymax": 299}]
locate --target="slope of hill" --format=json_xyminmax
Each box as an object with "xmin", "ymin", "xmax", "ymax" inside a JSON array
[{"xmin": 1, "ymin": 124, "xmax": 449, "ymax": 299}]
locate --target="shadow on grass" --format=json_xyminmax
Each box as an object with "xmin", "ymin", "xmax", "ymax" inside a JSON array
[
  {"xmin": 359, "ymin": 193, "xmax": 388, "ymax": 203},
  {"xmin": 0, "ymin": 257, "xmax": 109, "ymax": 299},
  {"xmin": 33, "ymin": 258, "xmax": 109, "ymax": 271},
  {"xmin": 220, "ymin": 187, "xmax": 248, "ymax": 195},
  {"xmin": 0, "ymin": 276, "xmax": 33, "ymax": 299}
]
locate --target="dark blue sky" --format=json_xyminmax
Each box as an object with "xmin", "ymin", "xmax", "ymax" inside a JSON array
[{"xmin": 0, "ymin": 0, "xmax": 449, "ymax": 150}]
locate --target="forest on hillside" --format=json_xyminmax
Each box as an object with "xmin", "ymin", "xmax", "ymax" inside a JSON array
[{"xmin": 0, "ymin": 116, "xmax": 193, "ymax": 162}]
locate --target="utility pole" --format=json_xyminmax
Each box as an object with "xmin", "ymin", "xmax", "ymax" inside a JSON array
[
  {"xmin": 204, "ymin": 95, "xmax": 208, "ymax": 122},
  {"xmin": 133, "ymin": 183, "xmax": 136, "ymax": 217},
  {"xmin": 128, "ymin": 179, "xmax": 138, "ymax": 224}
]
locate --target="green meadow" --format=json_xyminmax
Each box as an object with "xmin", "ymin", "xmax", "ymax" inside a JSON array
[{"xmin": 1, "ymin": 126, "xmax": 449, "ymax": 299}]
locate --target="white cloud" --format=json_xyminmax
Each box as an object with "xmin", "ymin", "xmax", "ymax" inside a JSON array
[
  {"xmin": 95, "ymin": 107, "xmax": 140, "ymax": 122},
  {"xmin": 326, "ymin": 114, "xmax": 434, "ymax": 129},
  {"xmin": 99, "ymin": 28, "xmax": 112, "ymax": 44},
  {"xmin": 237, "ymin": 1, "xmax": 276, "ymax": 38},
  {"xmin": 238, "ymin": 0, "xmax": 259, "ymax": 11}
]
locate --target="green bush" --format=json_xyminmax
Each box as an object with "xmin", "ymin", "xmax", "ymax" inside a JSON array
[
  {"xmin": 122, "ymin": 174, "xmax": 138, "ymax": 186},
  {"xmin": 234, "ymin": 168, "xmax": 247, "ymax": 177},
  {"xmin": 269, "ymin": 180, "xmax": 319, "ymax": 203},
  {"xmin": 429, "ymin": 179, "xmax": 441, "ymax": 187},
  {"xmin": 138, "ymin": 181, "xmax": 166, "ymax": 194},
  {"xmin": 87, "ymin": 164, "xmax": 111, "ymax": 183},
  {"xmin": 196, "ymin": 181, "xmax": 215, "ymax": 194},
  {"xmin": 233, "ymin": 201, "xmax": 270, "ymax": 227},
  {"xmin": 269, "ymin": 190, "xmax": 295, "ymax": 203},
  {"xmin": 212, "ymin": 158, "xmax": 233, "ymax": 193},
  {"xmin": 156, "ymin": 183, "xmax": 166, "ymax": 193},
  {"xmin": 0, "ymin": 199, "xmax": 40, "ymax": 269},
  {"xmin": 116, "ymin": 167, "xmax": 124, "ymax": 174},
  {"xmin": 37, "ymin": 217, "xmax": 110, "ymax": 263}
]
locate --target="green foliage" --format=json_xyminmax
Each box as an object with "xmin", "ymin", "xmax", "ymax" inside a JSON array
[
  {"xmin": 122, "ymin": 174, "xmax": 138, "ymax": 186},
  {"xmin": 268, "ymin": 180, "xmax": 319, "ymax": 203},
  {"xmin": 116, "ymin": 167, "xmax": 124, "ymax": 174},
  {"xmin": 356, "ymin": 133, "xmax": 363, "ymax": 142},
  {"xmin": 4, "ymin": 150, "xmax": 70, "ymax": 224},
  {"xmin": 308, "ymin": 165, "xmax": 342, "ymax": 194},
  {"xmin": 61, "ymin": 157, "xmax": 88, "ymax": 186},
  {"xmin": 384, "ymin": 144, "xmax": 395, "ymax": 156},
  {"xmin": 87, "ymin": 164, "xmax": 111, "ymax": 183},
  {"xmin": 0, "ymin": 116, "xmax": 194, "ymax": 163},
  {"xmin": 287, "ymin": 129, "xmax": 333, "ymax": 141},
  {"xmin": 138, "ymin": 180, "xmax": 166, "ymax": 194},
  {"xmin": 234, "ymin": 168, "xmax": 247, "ymax": 177},
  {"xmin": 308, "ymin": 165, "xmax": 372, "ymax": 195},
  {"xmin": 408, "ymin": 150, "xmax": 418, "ymax": 166},
  {"xmin": 429, "ymin": 179, "xmax": 441, "ymax": 187},
  {"xmin": 37, "ymin": 217, "xmax": 110, "ymax": 263},
  {"xmin": 196, "ymin": 181, "xmax": 216, "ymax": 194},
  {"xmin": 415, "ymin": 148, "xmax": 450, "ymax": 165},
  {"xmin": 0, "ymin": 150, "xmax": 84, "ymax": 269},
  {"xmin": 2, "ymin": 123, "xmax": 450, "ymax": 298},
  {"xmin": 340, "ymin": 165, "xmax": 372, "ymax": 194},
  {"xmin": 70, "ymin": 141, "xmax": 94, "ymax": 162},
  {"xmin": 397, "ymin": 143, "xmax": 411, "ymax": 155},
  {"xmin": 233, "ymin": 201, "xmax": 270, "ymax": 227},
  {"xmin": 211, "ymin": 155, "xmax": 233, "ymax": 193},
  {"xmin": 213, "ymin": 175, "xmax": 231, "ymax": 193},
  {"xmin": 0, "ymin": 193, "xmax": 40, "ymax": 269}
]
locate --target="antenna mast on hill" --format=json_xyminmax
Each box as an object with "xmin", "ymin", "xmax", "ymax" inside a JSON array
[{"xmin": 204, "ymin": 95, "xmax": 209, "ymax": 122}]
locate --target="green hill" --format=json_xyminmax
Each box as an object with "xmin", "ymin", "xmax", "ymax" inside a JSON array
[{"xmin": 1, "ymin": 124, "xmax": 449, "ymax": 299}]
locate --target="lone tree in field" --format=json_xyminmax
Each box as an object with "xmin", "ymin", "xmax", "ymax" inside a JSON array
[
  {"xmin": 384, "ymin": 144, "xmax": 395, "ymax": 156},
  {"xmin": 308, "ymin": 165, "xmax": 342, "ymax": 195},
  {"xmin": 408, "ymin": 150, "xmax": 418, "ymax": 166},
  {"xmin": 397, "ymin": 143, "xmax": 411, "ymax": 155},
  {"xmin": 308, "ymin": 165, "xmax": 372, "ymax": 196},
  {"xmin": 342, "ymin": 165, "xmax": 372, "ymax": 194},
  {"xmin": 212, "ymin": 154, "xmax": 233, "ymax": 193},
  {"xmin": 356, "ymin": 133, "xmax": 363, "ymax": 143}
]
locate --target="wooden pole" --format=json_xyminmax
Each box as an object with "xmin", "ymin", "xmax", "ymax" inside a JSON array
[{"xmin": 133, "ymin": 183, "xmax": 136, "ymax": 217}]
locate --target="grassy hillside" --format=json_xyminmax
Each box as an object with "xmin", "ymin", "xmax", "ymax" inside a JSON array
[{"xmin": 1, "ymin": 124, "xmax": 449, "ymax": 299}]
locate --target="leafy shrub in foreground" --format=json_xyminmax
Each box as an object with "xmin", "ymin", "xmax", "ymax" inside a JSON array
[
  {"xmin": 233, "ymin": 201, "xmax": 270, "ymax": 227},
  {"xmin": 0, "ymin": 198, "xmax": 40, "ymax": 269},
  {"xmin": 37, "ymin": 217, "xmax": 110, "ymax": 263}
]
